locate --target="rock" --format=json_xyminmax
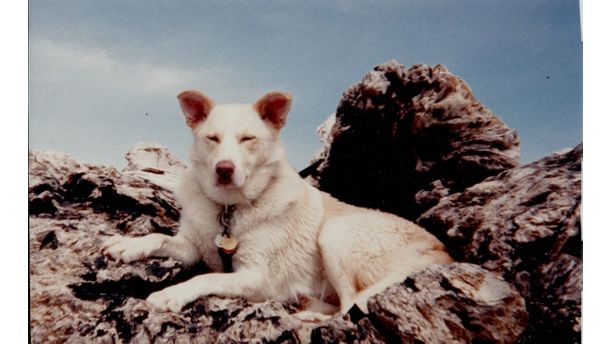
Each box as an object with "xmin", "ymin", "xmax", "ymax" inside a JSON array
[
  {"xmin": 371, "ymin": 263, "xmax": 527, "ymax": 343},
  {"xmin": 308, "ymin": 60, "xmax": 520, "ymax": 220},
  {"xmin": 29, "ymin": 144, "xmax": 302, "ymax": 343},
  {"xmin": 90, "ymin": 297, "xmax": 302, "ymax": 344},
  {"xmin": 308, "ymin": 113, "xmax": 336, "ymax": 169},
  {"xmin": 418, "ymin": 144, "xmax": 582, "ymax": 343},
  {"xmin": 311, "ymin": 316, "xmax": 387, "ymax": 344},
  {"xmin": 312, "ymin": 263, "xmax": 527, "ymax": 344},
  {"xmin": 124, "ymin": 142, "xmax": 186, "ymax": 174},
  {"xmin": 123, "ymin": 142, "xmax": 187, "ymax": 192}
]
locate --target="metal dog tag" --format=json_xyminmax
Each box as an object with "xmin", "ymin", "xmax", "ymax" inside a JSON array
[{"xmin": 215, "ymin": 233, "xmax": 238, "ymax": 255}]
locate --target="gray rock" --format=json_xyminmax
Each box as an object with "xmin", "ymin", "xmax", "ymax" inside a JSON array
[
  {"xmin": 312, "ymin": 263, "xmax": 527, "ymax": 344},
  {"xmin": 308, "ymin": 60, "xmax": 520, "ymax": 220},
  {"xmin": 123, "ymin": 142, "xmax": 186, "ymax": 174},
  {"xmin": 418, "ymin": 144, "xmax": 582, "ymax": 343},
  {"xmin": 371, "ymin": 263, "xmax": 527, "ymax": 343},
  {"xmin": 311, "ymin": 315, "xmax": 387, "ymax": 344}
]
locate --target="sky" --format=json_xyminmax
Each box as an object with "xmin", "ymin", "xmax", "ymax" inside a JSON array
[{"xmin": 29, "ymin": 0, "xmax": 582, "ymax": 170}]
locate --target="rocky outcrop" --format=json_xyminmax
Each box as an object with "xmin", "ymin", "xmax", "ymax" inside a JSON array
[
  {"xmin": 308, "ymin": 60, "xmax": 520, "ymax": 220},
  {"xmin": 29, "ymin": 144, "xmax": 529, "ymax": 343},
  {"xmin": 418, "ymin": 144, "xmax": 582, "ymax": 343},
  {"xmin": 312, "ymin": 263, "xmax": 527, "ymax": 344},
  {"xmin": 29, "ymin": 147, "xmax": 303, "ymax": 343}
]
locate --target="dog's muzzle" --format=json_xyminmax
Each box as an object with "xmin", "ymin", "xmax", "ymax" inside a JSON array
[{"xmin": 215, "ymin": 160, "xmax": 235, "ymax": 185}]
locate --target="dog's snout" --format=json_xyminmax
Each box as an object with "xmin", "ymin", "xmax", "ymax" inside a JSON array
[{"xmin": 215, "ymin": 160, "xmax": 235, "ymax": 184}]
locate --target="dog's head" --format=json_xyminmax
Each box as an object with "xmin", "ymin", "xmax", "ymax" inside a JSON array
[{"xmin": 177, "ymin": 90, "xmax": 292, "ymax": 204}]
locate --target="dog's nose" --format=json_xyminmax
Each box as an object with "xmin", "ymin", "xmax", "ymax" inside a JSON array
[{"xmin": 215, "ymin": 160, "xmax": 235, "ymax": 184}]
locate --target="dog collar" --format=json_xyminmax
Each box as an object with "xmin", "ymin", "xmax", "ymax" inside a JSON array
[{"xmin": 215, "ymin": 204, "xmax": 238, "ymax": 272}]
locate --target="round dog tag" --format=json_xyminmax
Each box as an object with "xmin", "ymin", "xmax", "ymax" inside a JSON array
[{"xmin": 215, "ymin": 233, "xmax": 238, "ymax": 255}]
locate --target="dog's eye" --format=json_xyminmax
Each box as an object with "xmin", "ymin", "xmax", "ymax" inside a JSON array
[
  {"xmin": 206, "ymin": 135, "xmax": 220, "ymax": 143},
  {"xmin": 240, "ymin": 135, "xmax": 256, "ymax": 143}
]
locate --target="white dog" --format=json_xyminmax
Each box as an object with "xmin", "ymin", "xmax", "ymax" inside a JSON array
[{"xmin": 102, "ymin": 90, "xmax": 453, "ymax": 318}]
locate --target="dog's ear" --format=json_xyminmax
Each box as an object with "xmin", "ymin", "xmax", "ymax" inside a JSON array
[
  {"xmin": 253, "ymin": 92, "xmax": 292, "ymax": 130},
  {"xmin": 177, "ymin": 90, "xmax": 215, "ymax": 129}
]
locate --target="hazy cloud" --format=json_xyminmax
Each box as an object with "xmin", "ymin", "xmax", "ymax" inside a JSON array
[{"xmin": 30, "ymin": 36, "xmax": 211, "ymax": 99}]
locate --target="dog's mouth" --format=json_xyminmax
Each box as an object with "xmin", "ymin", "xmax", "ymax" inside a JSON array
[
  {"xmin": 215, "ymin": 174, "xmax": 248, "ymax": 189},
  {"xmin": 216, "ymin": 176, "xmax": 234, "ymax": 187}
]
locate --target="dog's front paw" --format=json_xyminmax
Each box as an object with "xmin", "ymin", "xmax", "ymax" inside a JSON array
[
  {"xmin": 147, "ymin": 285, "xmax": 195, "ymax": 313},
  {"xmin": 101, "ymin": 235, "xmax": 155, "ymax": 263}
]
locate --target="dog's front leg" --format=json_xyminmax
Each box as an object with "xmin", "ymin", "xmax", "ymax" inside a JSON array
[
  {"xmin": 146, "ymin": 268, "xmax": 263, "ymax": 312},
  {"xmin": 102, "ymin": 233, "xmax": 200, "ymax": 266}
]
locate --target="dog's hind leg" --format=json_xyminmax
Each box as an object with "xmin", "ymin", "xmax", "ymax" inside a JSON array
[
  {"xmin": 318, "ymin": 221, "xmax": 364, "ymax": 314},
  {"xmin": 318, "ymin": 248, "xmax": 359, "ymax": 314},
  {"xmin": 293, "ymin": 295, "xmax": 339, "ymax": 322},
  {"xmin": 351, "ymin": 271, "xmax": 407, "ymax": 313},
  {"xmin": 102, "ymin": 233, "xmax": 200, "ymax": 266},
  {"xmin": 352, "ymin": 250, "xmax": 454, "ymax": 312}
]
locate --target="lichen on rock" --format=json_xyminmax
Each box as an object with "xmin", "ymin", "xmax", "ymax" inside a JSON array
[
  {"xmin": 418, "ymin": 144, "xmax": 582, "ymax": 343},
  {"xmin": 312, "ymin": 263, "xmax": 527, "ymax": 344}
]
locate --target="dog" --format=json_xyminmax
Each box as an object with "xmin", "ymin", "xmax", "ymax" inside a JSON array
[{"xmin": 102, "ymin": 90, "xmax": 453, "ymax": 319}]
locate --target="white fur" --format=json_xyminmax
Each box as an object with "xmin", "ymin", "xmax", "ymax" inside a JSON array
[{"xmin": 102, "ymin": 91, "xmax": 453, "ymax": 317}]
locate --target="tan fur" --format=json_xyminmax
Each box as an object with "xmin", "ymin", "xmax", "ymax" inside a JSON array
[{"xmin": 320, "ymin": 192, "xmax": 358, "ymax": 222}]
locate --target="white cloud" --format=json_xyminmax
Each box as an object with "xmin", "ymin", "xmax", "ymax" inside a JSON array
[
  {"xmin": 29, "ymin": 36, "xmax": 211, "ymax": 99},
  {"xmin": 29, "ymin": 35, "xmax": 269, "ymax": 105}
]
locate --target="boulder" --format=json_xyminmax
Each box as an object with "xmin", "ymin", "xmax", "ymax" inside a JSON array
[
  {"xmin": 312, "ymin": 263, "xmax": 527, "ymax": 344},
  {"xmin": 308, "ymin": 60, "xmax": 520, "ymax": 220},
  {"xmin": 418, "ymin": 144, "xmax": 582, "ymax": 343}
]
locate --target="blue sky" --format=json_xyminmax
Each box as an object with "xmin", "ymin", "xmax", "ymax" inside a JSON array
[{"xmin": 29, "ymin": 0, "xmax": 582, "ymax": 170}]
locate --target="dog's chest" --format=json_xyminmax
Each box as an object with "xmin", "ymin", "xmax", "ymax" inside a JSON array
[{"xmin": 182, "ymin": 208, "xmax": 270, "ymax": 271}]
